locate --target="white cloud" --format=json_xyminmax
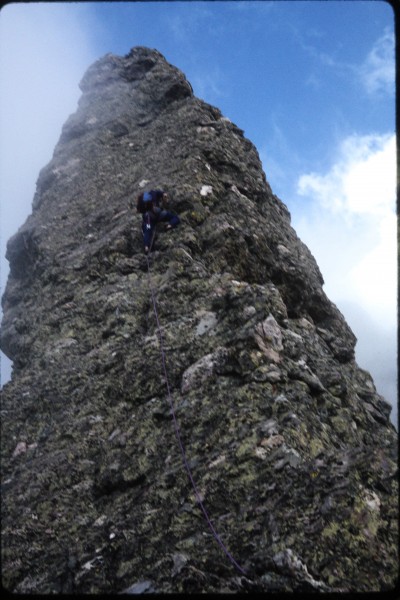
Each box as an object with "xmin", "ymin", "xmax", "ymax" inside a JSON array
[
  {"xmin": 294, "ymin": 132, "xmax": 397, "ymax": 422},
  {"xmin": 297, "ymin": 132, "xmax": 396, "ymax": 321},
  {"xmin": 298, "ymin": 133, "xmax": 396, "ymax": 220},
  {"xmin": 348, "ymin": 212, "xmax": 396, "ymax": 319},
  {"xmin": 0, "ymin": 3, "xmax": 95, "ymax": 248},
  {"xmin": 0, "ymin": 3, "xmax": 97, "ymax": 384},
  {"xmin": 359, "ymin": 28, "xmax": 395, "ymax": 95}
]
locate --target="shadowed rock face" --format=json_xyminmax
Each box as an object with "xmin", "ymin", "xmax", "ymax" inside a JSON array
[{"xmin": 1, "ymin": 47, "xmax": 398, "ymax": 594}]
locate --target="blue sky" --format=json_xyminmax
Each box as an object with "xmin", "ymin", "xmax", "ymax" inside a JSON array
[{"xmin": 0, "ymin": 1, "xmax": 396, "ymax": 423}]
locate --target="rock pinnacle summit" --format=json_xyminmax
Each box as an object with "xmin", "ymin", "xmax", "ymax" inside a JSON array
[{"xmin": 1, "ymin": 47, "xmax": 398, "ymax": 594}]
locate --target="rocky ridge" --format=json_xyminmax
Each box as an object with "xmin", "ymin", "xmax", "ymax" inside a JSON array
[{"xmin": 1, "ymin": 47, "xmax": 398, "ymax": 594}]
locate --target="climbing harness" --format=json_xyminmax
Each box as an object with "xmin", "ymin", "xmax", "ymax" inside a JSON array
[{"xmin": 143, "ymin": 226, "xmax": 246, "ymax": 576}]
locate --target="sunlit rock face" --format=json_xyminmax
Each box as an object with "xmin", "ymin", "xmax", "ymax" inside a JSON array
[{"xmin": 1, "ymin": 47, "xmax": 397, "ymax": 594}]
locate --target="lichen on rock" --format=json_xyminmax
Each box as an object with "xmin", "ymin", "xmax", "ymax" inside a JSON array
[{"xmin": 1, "ymin": 46, "xmax": 398, "ymax": 594}]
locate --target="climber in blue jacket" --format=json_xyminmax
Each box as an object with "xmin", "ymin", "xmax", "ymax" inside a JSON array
[{"xmin": 136, "ymin": 189, "xmax": 180, "ymax": 253}]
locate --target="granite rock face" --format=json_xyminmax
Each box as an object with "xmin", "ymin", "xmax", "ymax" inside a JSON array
[{"xmin": 1, "ymin": 47, "xmax": 398, "ymax": 594}]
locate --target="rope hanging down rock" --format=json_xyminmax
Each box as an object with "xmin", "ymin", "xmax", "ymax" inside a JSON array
[{"xmin": 143, "ymin": 228, "xmax": 246, "ymax": 576}]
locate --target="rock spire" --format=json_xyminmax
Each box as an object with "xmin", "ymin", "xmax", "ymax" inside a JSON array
[{"xmin": 1, "ymin": 47, "xmax": 398, "ymax": 594}]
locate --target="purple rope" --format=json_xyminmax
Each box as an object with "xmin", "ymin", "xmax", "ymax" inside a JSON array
[{"xmin": 144, "ymin": 238, "xmax": 246, "ymax": 575}]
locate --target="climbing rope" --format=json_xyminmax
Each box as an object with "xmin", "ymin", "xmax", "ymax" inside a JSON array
[{"xmin": 143, "ymin": 225, "xmax": 246, "ymax": 576}]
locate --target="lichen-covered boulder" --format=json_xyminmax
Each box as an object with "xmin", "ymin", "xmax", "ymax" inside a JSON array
[{"xmin": 1, "ymin": 47, "xmax": 398, "ymax": 594}]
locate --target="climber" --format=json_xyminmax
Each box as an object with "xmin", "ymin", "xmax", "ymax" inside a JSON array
[{"xmin": 137, "ymin": 189, "xmax": 180, "ymax": 253}]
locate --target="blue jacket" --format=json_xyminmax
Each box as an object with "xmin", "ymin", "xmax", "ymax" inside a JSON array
[{"xmin": 137, "ymin": 189, "xmax": 165, "ymax": 214}]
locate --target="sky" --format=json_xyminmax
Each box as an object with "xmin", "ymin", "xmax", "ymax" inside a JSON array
[{"xmin": 0, "ymin": 1, "xmax": 397, "ymax": 424}]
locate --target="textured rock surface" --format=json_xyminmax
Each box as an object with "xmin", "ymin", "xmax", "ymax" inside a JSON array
[{"xmin": 1, "ymin": 47, "xmax": 398, "ymax": 594}]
